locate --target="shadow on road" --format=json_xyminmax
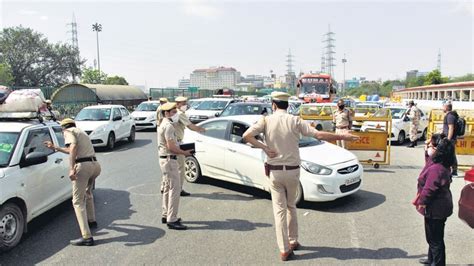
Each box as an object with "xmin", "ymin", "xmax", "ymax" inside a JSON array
[
  {"xmin": 0, "ymin": 188, "xmax": 163, "ymax": 264},
  {"xmin": 184, "ymin": 219, "xmax": 272, "ymax": 231},
  {"xmin": 295, "ymin": 246, "xmax": 424, "ymax": 261},
  {"xmin": 189, "ymin": 191, "xmax": 257, "ymax": 201},
  {"xmin": 195, "ymin": 177, "xmax": 271, "ymax": 201},
  {"xmin": 364, "ymin": 169, "xmax": 396, "ymax": 173},
  {"xmin": 298, "ymin": 190, "xmax": 386, "ymax": 213},
  {"xmin": 95, "ymin": 139, "xmax": 152, "ymax": 153}
]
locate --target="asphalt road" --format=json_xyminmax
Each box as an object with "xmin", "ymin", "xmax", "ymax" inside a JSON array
[{"xmin": 1, "ymin": 131, "xmax": 473, "ymax": 265}]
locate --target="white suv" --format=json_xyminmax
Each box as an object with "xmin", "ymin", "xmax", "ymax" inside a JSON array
[
  {"xmin": 0, "ymin": 119, "xmax": 70, "ymax": 251},
  {"xmin": 75, "ymin": 105, "xmax": 136, "ymax": 150},
  {"xmin": 186, "ymin": 98, "xmax": 238, "ymax": 124}
]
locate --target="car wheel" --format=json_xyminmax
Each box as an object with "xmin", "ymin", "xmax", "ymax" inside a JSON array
[
  {"xmin": 185, "ymin": 156, "xmax": 202, "ymax": 183},
  {"xmin": 0, "ymin": 203, "xmax": 25, "ymax": 252},
  {"xmin": 107, "ymin": 132, "xmax": 115, "ymax": 150},
  {"xmin": 295, "ymin": 182, "xmax": 304, "ymax": 206},
  {"xmin": 128, "ymin": 127, "xmax": 136, "ymax": 143},
  {"xmin": 397, "ymin": 131, "xmax": 405, "ymax": 145},
  {"xmin": 421, "ymin": 128, "xmax": 427, "ymax": 141}
]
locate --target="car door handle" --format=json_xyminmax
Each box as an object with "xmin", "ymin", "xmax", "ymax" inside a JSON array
[
  {"xmin": 55, "ymin": 158, "xmax": 63, "ymax": 164},
  {"xmin": 227, "ymin": 148, "xmax": 236, "ymax": 153}
]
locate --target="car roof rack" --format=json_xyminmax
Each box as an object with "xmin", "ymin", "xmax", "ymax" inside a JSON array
[{"xmin": 0, "ymin": 111, "xmax": 45, "ymax": 123}]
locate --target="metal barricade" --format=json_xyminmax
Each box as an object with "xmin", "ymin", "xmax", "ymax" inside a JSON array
[
  {"xmin": 428, "ymin": 109, "xmax": 474, "ymax": 170},
  {"xmin": 300, "ymin": 104, "xmax": 392, "ymax": 168}
]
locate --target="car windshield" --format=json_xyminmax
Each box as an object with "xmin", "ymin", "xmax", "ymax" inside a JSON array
[
  {"xmin": 220, "ymin": 104, "xmax": 272, "ymax": 116},
  {"xmin": 195, "ymin": 100, "xmax": 229, "ymax": 110},
  {"xmin": 75, "ymin": 108, "xmax": 111, "ymax": 121},
  {"xmin": 355, "ymin": 105, "xmax": 379, "ymax": 114},
  {"xmin": 188, "ymin": 100, "xmax": 202, "ymax": 109},
  {"xmin": 390, "ymin": 108, "xmax": 407, "ymax": 119},
  {"xmin": 0, "ymin": 132, "xmax": 19, "ymax": 168},
  {"xmin": 301, "ymin": 82, "xmax": 329, "ymax": 94},
  {"xmin": 136, "ymin": 102, "xmax": 159, "ymax": 111},
  {"xmin": 299, "ymin": 136, "xmax": 322, "ymax": 147}
]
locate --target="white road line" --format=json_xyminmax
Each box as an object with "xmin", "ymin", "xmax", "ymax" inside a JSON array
[{"xmin": 348, "ymin": 216, "xmax": 361, "ymax": 251}]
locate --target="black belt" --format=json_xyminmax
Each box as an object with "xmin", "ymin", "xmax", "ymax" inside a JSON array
[
  {"xmin": 267, "ymin": 164, "xmax": 300, "ymax": 171},
  {"xmin": 336, "ymin": 126, "xmax": 349, "ymax": 129},
  {"xmin": 76, "ymin": 157, "xmax": 97, "ymax": 163},
  {"xmin": 160, "ymin": 155, "xmax": 177, "ymax": 160}
]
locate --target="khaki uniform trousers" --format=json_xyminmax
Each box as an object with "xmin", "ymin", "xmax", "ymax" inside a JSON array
[
  {"xmin": 72, "ymin": 161, "xmax": 101, "ymax": 239},
  {"xmin": 410, "ymin": 121, "xmax": 419, "ymax": 142},
  {"xmin": 177, "ymin": 154, "xmax": 186, "ymax": 190},
  {"xmin": 160, "ymin": 158, "xmax": 181, "ymax": 223},
  {"xmin": 335, "ymin": 128, "xmax": 349, "ymax": 149},
  {"xmin": 269, "ymin": 168, "xmax": 300, "ymax": 253}
]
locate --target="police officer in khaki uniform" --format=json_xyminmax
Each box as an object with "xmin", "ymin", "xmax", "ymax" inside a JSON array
[
  {"xmin": 156, "ymin": 97, "xmax": 169, "ymax": 129},
  {"xmin": 243, "ymin": 92, "xmax": 358, "ymax": 261},
  {"xmin": 333, "ymin": 99, "xmax": 353, "ymax": 149},
  {"xmin": 44, "ymin": 118, "xmax": 101, "ymax": 246},
  {"xmin": 407, "ymin": 100, "xmax": 421, "ymax": 148},
  {"xmin": 158, "ymin": 102, "xmax": 193, "ymax": 230},
  {"xmin": 174, "ymin": 96, "xmax": 205, "ymax": 196}
]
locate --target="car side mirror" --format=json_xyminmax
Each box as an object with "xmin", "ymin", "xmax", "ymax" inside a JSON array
[
  {"xmin": 403, "ymin": 116, "xmax": 410, "ymax": 122},
  {"xmin": 20, "ymin": 152, "xmax": 48, "ymax": 168},
  {"xmin": 113, "ymin": 115, "xmax": 122, "ymax": 121}
]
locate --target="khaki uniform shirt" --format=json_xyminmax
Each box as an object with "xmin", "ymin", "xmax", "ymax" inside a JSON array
[
  {"xmin": 245, "ymin": 109, "xmax": 318, "ymax": 166},
  {"xmin": 333, "ymin": 108, "xmax": 352, "ymax": 128},
  {"xmin": 158, "ymin": 118, "xmax": 177, "ymax": 156},
  {"xmin": 407, "ymin": 106, "xmax": 421, "ymax": 123},
  {"xmin": 156, "ymin": 107, "xmax": 164, "ymax": 127},
  {"xmin": 174, "ymin": 109, "xmax": 192, "ymax": 141},
  {"xmin": 64, "ymin": 127, "xmax": 95, "ymax": 159}
]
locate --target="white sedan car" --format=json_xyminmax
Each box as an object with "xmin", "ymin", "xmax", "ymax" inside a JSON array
[
  {"xmin": 75, "ymin": 105, "xmax": 135, "ymax": 150},
  {"xmin": 130, "ymin": 101, "xmax": 160, "ymax": 130},
  {"xmin": 360, "ymin": 107, "xmax": 428, "ymax": 144},
  {"xmin": 183, "ymin": 115, "xmax": 363, "ymax": 203}
]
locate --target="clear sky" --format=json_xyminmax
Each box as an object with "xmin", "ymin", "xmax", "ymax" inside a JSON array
[{"xmin": 1, "ymin": 0, "xmax": 473, "ymax": 88}]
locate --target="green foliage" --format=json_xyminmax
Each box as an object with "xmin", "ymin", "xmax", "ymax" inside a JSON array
[
  {"xmin": 0, "ymin": 26, "xmax": 84, "ymax": 87},
  {"xmin": 423, "ymin": 69, "xmax": 444, "ymax": 85},
  {"xmin": 0, "ymin": 63, "xmax": 14, "ymax": 86},
  {"xmin": 406, "ymin": 76, "xmax": 426, "ymax": 88},
  {"xmin": 449, "ymin": 73, "xmax": 474, "ymax": 82},
  {"xmin": 345, "ymin": 81, "xmax": 397, "ymax": 97},
  {"xmin": 104, "ymin": 75, "xmax": 128, "ymax": 85},
  {"xmin": 81, "ymin": 67, "xmax": 107, "ymax": 84}
]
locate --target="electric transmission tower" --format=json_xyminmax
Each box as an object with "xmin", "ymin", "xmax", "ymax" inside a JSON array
[
  {"xmin": 322, "ymin": 24, "xmax": 336, "ymax": 78},
  {"xmin": 437, "ymin": 49, "xmax": 441, "ymax": 72},
  {"xmin": 67, "ymin": 13, "xmax": 80, "ymax": 81},
  {"xmin": 286, "ymin": 49, "xmax": 295, "ymax": 74}
]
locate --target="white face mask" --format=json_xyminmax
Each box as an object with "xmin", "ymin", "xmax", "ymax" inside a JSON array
[
  {"xmin": 427, "ymin": 147, "xmax": 436, "ymax": 157},
  {"xmin": 180, "ymin": 105, "xmax": 188, "ymax": 112},
  {"xmin": 170, "ymin": 113, "xmax": 179, "ymax": 123}
]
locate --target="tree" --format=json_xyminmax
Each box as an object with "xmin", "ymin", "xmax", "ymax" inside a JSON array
[
  {"xmin": 449, "ymin": 73, "xmax": 474, "ymax": 82},
  {"xmin": 81, "ymin": 67, "xmax": 107, "ymax": 84},
  {"xmin": 424, "ymin": 69, "xmax": 446, "ymax": 85},
  {"xmin": 104, "ymin": 75, "xmax": 128, "ymax": 85},
  {"xmin": 0, "ymin": 63, "xmax": 14, "ymax": 86},
  {"xmin": 0, "ymin": 26, "xmax": 84, "ymax": 87}
]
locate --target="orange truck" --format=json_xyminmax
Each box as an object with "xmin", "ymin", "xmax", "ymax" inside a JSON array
[{"xmin": 297, "ymin": 73, "xmax": 337, "ymax": 103}]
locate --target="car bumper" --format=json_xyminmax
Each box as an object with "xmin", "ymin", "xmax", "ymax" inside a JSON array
[
  {"xmin": 88, "ymin": 131, "xmax": 109, "ymax": 147},
  {"xmin": 135, "ymin": 121, "xmax": 156, "ymax": 130},
  {"xmin": 300, "ymin": 160, "xmax": 363, "ymax": 202}
]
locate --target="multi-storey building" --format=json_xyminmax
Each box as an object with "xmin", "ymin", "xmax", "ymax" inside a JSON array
[
  {"xmin": 178, "ymin": 78, "xmax": 191, "ymax": 90},
  {"xmin": 190, "ymin": 67, "xmax": 241, "ymax": 91}
]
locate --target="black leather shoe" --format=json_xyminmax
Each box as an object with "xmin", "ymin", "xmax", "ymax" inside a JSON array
[
  {"xmin": 88, "ymin": 221, "xmax": 98, "ymax": 229},
  {"xmin": 408, "ymin": 142, "xmax": 416, "ymax": 148},
  {"xmin": 180, "ymin": 190, "xmax": 191, "ymax": 197},
  {"xmin": 418, "ymin": 258, "xmax": 432, "ymax": 264},
  {"xmin": 70, "ymin": 237, "xmax": 94, "ymax": 246},
  {"xmin": 162, "ymin": 217, "xmax": 181, "ymax": 224},
  {"xmin": 167, "ymin": 220, "xmax": 187, "ymax": 230}
]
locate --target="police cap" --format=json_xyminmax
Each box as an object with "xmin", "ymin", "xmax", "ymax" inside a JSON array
[
  {"xmin": 175, "ymin": 96, "xmax": 188, "ymax": 102},
  {"xmin": 159, "ymin": 97, "xmax": 168, "ymax": 103},
  {"xmin": 161, "ymin": 102, "xmax": 177, "ymax": 111},
  {"xmin": 271, "ymin": 91, "xmax": 290, "ymax": 102},
  {"xmin": 60, "ymin": 118, "xmax": 75, "ymax": 127}
]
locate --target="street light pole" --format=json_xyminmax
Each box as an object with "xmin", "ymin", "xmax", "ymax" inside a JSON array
[
  {"xmin": 342, "ymin": 54, "xmax": 347, "ymax": 96},
  {"xmin": 92, "ymin": 23, "xmax": 102, "ymax": 73}
]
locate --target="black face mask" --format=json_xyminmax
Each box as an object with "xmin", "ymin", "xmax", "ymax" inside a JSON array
[{"xmin": 338, "ymin": 105, "xmax": 345, "ymax": 109}]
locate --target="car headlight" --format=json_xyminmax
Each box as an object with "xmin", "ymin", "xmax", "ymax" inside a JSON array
[
  {"xmin": 93, "ymin": 125, "xmax": 108, "ymax": 134},
  {"xmin": 301, "ymin": 160, "xmax": 333, "ymax": 175}
]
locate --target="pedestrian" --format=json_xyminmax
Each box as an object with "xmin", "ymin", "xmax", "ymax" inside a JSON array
[
  {"xmin": 243, "ymin": 92, "xmax": 359, "ymax": 261},
  {"xmin": 442, "ymin": 101, "xmax": 458, "ymax": 176},
  {"xmin": 414, "ymin": 134, "xmax": 455, "ymax": 266},
  {"xmin": 407, "ymin": 100, "xmax": 421, "ymax": 148},
  {"xmin": 172, "ymin": 96, "xmax": 205, "ymax": 196},
  {"xmin": 158, "ymin": 102, "xmax": 194, "ymax": 230},
  {"xmin": 332, "ymin": 99, "xmax": 353, "ymax": 149},
  {"xmin": 44, "ymin": 118, "xmax": 101, "ymax": 246}
]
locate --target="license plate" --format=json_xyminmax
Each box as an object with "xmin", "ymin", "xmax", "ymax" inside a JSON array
[{"xmin": 345, "ymin": 177, "xmax": 360, "ymax": 186}]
